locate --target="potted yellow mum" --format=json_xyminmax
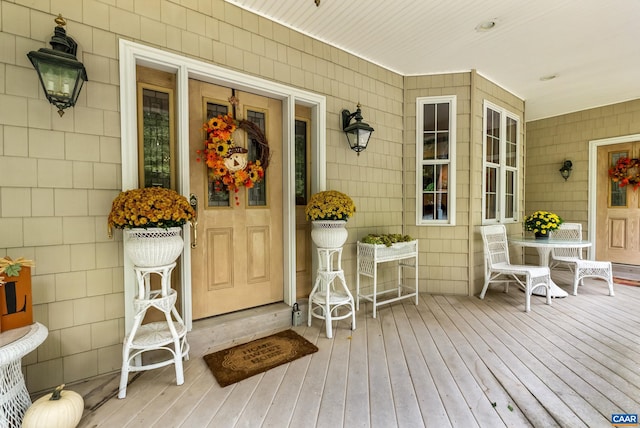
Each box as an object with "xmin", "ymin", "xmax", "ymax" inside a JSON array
[
  {"xmin": 524, "ymin": 210, "xmax": 563, "ymax": 239},
  {"xmin": 108, "ymin": 187, "xmax": 196, "ymax": 266},
  {"xmin": 305, "ymin": 190, "xmax": 356, "ymax": 248}
]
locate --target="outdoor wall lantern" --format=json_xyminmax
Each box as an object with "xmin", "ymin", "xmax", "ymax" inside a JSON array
[
  {"xmin": 559, "ymin": 160, "xmax": 573, "ymax": 181},
  {"xmin": 341, "ymin": 103, "xmax": 374, "ymax": 155},
  {"xmin": 27, "ymin": 14, "xmax": 88, "ymax": 117}
]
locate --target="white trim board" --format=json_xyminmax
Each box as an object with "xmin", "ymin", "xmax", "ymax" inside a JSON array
[{"xmin": 119, "ymin": 40, "xmax": 327, "ymax": 333}]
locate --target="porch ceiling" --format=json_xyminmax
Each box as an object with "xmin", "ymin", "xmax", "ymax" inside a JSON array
[{"xmin": 226, "ymin": 0, "xmax": 640, "ymax": 122}]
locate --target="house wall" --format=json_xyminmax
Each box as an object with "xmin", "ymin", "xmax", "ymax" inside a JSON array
[
  {"xmin": 403, "ymin": 72, "xmax": 526, "ymax": 296},
  {"xmin": 470, "ymin": 73, "xmax": 526, "ymax": 295},
  {"xmin": 0, "ymin": 0, "xmax": 406, "ymax": 393},
  {"xmin": 526, "ymin": 99, "xmax": 640, "ymax": 227},
  {"xmin": 403, "ymin": 73, "xmax": 472, "ymax": 295}
]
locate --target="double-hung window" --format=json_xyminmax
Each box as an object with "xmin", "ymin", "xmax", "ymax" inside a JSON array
[
  {"xmin": 416, "ymin": 96, "xmax": 456, "ymax": 225},
  {"xmin": 482, "ymin": 100, "xmax": 519, "ymax": 223}
]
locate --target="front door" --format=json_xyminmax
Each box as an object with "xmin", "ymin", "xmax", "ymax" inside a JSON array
[
  {"xmin": 189, "ymin": 80, "xmax": 284, "ymax": 319},
  {"xmin": 596, "ymin": 142, "xmax": 640, "ymax": 264}
]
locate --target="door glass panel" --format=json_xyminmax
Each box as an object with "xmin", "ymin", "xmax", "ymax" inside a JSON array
[
  {"xmin": 141, "ymin": 88, "xmax": 172, "ymax": 188},
  {"xmin": 246, "ymin": 110, "xmax": 267, "ymax": 207},
  {"xmin": 295, "ymin": 119, "xmax": 308, "ymax": 205},
  {"xmin": 610, "ymin": 152, "xmax": 627, "ymax": 207},
  {"xmin": 206, "ymin": 102, "xmax": 230, "ymax": 207}
]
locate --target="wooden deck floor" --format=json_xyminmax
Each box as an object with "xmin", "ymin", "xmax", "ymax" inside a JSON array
[{"xmin": 77, "ymin": 272, "xmax": 640, "ymax": 427}]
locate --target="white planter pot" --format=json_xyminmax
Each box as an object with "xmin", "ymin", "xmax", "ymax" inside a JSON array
[
  {"xmin": 124, "ymin": 227, "xmax": 184, "ymax": 267},
  {"xmin": 311, "ymin": 220, "xmax": 348, "ymax": 248}
]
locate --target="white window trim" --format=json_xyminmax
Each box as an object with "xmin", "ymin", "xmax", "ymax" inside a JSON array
[
  {"xmin": 481, "ymin": 100, "xmax": 520, "ymax": 225},
  {"xmin": 415, "ymin": 95, "xmax": 456, "ymax": 226}
]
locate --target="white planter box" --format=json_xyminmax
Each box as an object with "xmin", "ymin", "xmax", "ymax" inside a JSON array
[{"xmin": 356, "ymin": 240, "xmax": 419, "ymax": 317}]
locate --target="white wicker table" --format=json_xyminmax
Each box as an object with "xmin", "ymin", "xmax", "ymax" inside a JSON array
[
  {"xmin": 509, "ymin": 236, "xmax": 592, "ymax": 298},
  {"xmin": 356, "ymin": 240, "xmax": 419, "ymax": 318},
  {"xmin": 0, "ymin": 322, "xmax": 48, "ymax": 428}
]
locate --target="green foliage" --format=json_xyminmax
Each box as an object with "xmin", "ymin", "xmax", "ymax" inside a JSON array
[{"xmin": 361, "ymin": 233, "xmax": 414, "ymax": 247}]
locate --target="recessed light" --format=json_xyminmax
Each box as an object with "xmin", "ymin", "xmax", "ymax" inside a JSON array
[
  {"xmin": 475, "ymin": 20, "xmax": 496, "ymax": 32},
  {"xmin": 540, "ymin": 74, "xmax": 558, "ymax": 81}
]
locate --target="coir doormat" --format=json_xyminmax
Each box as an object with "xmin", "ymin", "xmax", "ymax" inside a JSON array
[
  {"xmin": 613, "ymin": 277, "xmax": 640, "ymax": 287},
  {"xmin": 203, "ymin": 329, "xmax": 318, "ymax": 387}
]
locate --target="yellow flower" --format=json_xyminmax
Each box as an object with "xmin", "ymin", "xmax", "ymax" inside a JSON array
[
  {"xmin": 108, "ymin": 187, "xmax": 195, "ymax": 236},
  {"xmin": 305, "ymin": 190, "xmax": 356, "ymax": 221},
  {"xmin": 524, "ymin": 210, "xmax": 563, "ymax": 234}
]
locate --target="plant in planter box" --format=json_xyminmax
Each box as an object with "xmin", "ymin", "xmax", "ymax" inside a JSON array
[{"xmin": 361, "ymin": 233, "xmax": 414, "ymax": 247}]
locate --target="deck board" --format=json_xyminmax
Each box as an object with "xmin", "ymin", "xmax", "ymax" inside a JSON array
[{"xmin": 77, "ymin": 275, "xmax": 640, "ymax": 427}]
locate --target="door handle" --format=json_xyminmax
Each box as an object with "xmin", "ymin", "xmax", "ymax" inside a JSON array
[{"xmin": 190, "ymin": 193, "xmax": 198, "ymax": 248}]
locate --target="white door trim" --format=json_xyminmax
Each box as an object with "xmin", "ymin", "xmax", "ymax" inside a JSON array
[
  {"xmin": 119, "ymin": 40, "xmax": 326, "ymax": 333},
  {"xmin": 588, "ymin": 133, "xmax": 640, "ymax": 258}
]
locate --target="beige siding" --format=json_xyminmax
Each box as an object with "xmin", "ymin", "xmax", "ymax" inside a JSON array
[
  {"xmin": 0, "ymin": 0, "xmax": 404, "ymax": 392},
  {"xmin": 526, "ymin": 99, "xmax": 640, "ymax": 223},
  {"xmin": 404, "ymin": 73, "xmax": 472, "ymax": 295},
  {"xmin": 470, "ymin": 73, "xmax": 526, "ymax": 295}
]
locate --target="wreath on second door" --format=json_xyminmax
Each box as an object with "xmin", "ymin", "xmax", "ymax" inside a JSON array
[
  {"xmin": 197, "ymin": 114, "xmax": 270, "ymax": 194},
  {"xmin": 608, "ymin": 156, "xmax": 640, "ymax": 190}
]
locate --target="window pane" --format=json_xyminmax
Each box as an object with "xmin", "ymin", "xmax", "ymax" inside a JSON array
[
  {"xmin": 506, "ymin": 117, "xmax": 517, "ymax": 143},
  {"xmin": 436, "ymin": 132, "xmax": 449, "ymax": 159},
  {"xmin": 505, "ymin": 170, "xmax": 515, "ymax": 218},
  {"xmin": 436, "ymin": 103, "xmax": 449, "ymax": 131},
  {"xmin": 206, "ymin": 103, "xmax": 230, "ymax": 207},
  {"xmin": 423, "ymin": 104, "xmax": 435, "ymax": 131},
  {"xmin": 246, "ymin": 110, "xmax": 267, "ymax": 207},
  {"xmin": 485, "ymin": 167, "xmax": 497, "ymax": 219},
  {"xmin": 295, "ymin": 120, "xmax": 308, "ymax": 205},
  {"xmin": 486, "ymin": 135, "xmax": 499, "ymax": 163},
  {"xmin": 422, "ymin": 165, "xmax": 435, "ymax": 192},
  {"xmin": 423, "ymin": 134, "xmax": 436, "ymax": 160},
  {"xmin": 505, "ymin": 117, "xmax": 517, "ymax": 167},
  {"xmin": 435, "ymin": 193, "xmax": 448, "ymax": 220},
  {"xmin": 506, "ymin": 141, "xmax": 517, "ymax": 167},
  {"xmin": 141, "ymin": 88, "xmax": 171, "ymax": 188},
  {"xmin": 422, "ymin": 193, "xmax": 435, "ymax": 220},
  {"xmin": 437, "ymin": 164, "xmax": 448, "ymax": 190}
]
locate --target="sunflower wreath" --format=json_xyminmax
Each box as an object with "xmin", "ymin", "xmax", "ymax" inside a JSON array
[
  {"xmin": 608, "ymin": 156, "xmax": 640, "ymax": 190},
  {"xmin": 197, "ymin": 114, "xmax": 270, "ymax": 193}
]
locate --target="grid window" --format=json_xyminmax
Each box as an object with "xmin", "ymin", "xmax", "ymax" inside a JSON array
[
  {"xmin": 482, "ymin": 101, "xmax": 520, "ymax": 223},
  {"xmin": 416, "ymin": 96, "xmax": 456, "ymax": 225}
]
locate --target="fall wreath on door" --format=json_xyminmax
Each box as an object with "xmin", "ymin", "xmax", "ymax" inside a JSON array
[
  {"xmin": 196, "ymin": 114, "xmax": 270, "ymax": 193},
  {"xmin": 608, "ymin": 156, "xmax": 640, "ymax": 190}
]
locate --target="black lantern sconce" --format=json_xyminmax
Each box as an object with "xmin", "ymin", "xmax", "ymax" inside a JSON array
[
  {"xmin": 559, "ymin": 160, "xmax": 573, "ymax": 181},
  {"xmin": 27, "ymin": 14, "xmax": 88, "ymax": 116},
  {"xmin": 341, "ymin": 103, "xmax": 374, "ymax": 155}
]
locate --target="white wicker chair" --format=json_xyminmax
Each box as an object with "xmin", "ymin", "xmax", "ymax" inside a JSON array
[
  {"xmin": 480, "ymin": 225, "xmax": 552, "ymax": 312},
  {"xmin": 549, "ymin": 223, "xmax": 583, "ymax": 270},
  {"xmin": 549, "ymin": 223, "xmax": 614, "ymax": 296}
]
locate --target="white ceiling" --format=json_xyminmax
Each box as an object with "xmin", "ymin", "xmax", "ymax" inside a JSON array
[{"xmin": 226, "ymin": 0, "xmax": 640, "ymax": 121}]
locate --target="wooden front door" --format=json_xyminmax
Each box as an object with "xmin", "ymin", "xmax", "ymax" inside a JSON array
[
  {"xmin": 596, "ymin": 142, "xmax": 640, "ymax": 264},
  {"xmin": 189, "ymin": 80, "xmax": 284, "ymax": 319}
]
